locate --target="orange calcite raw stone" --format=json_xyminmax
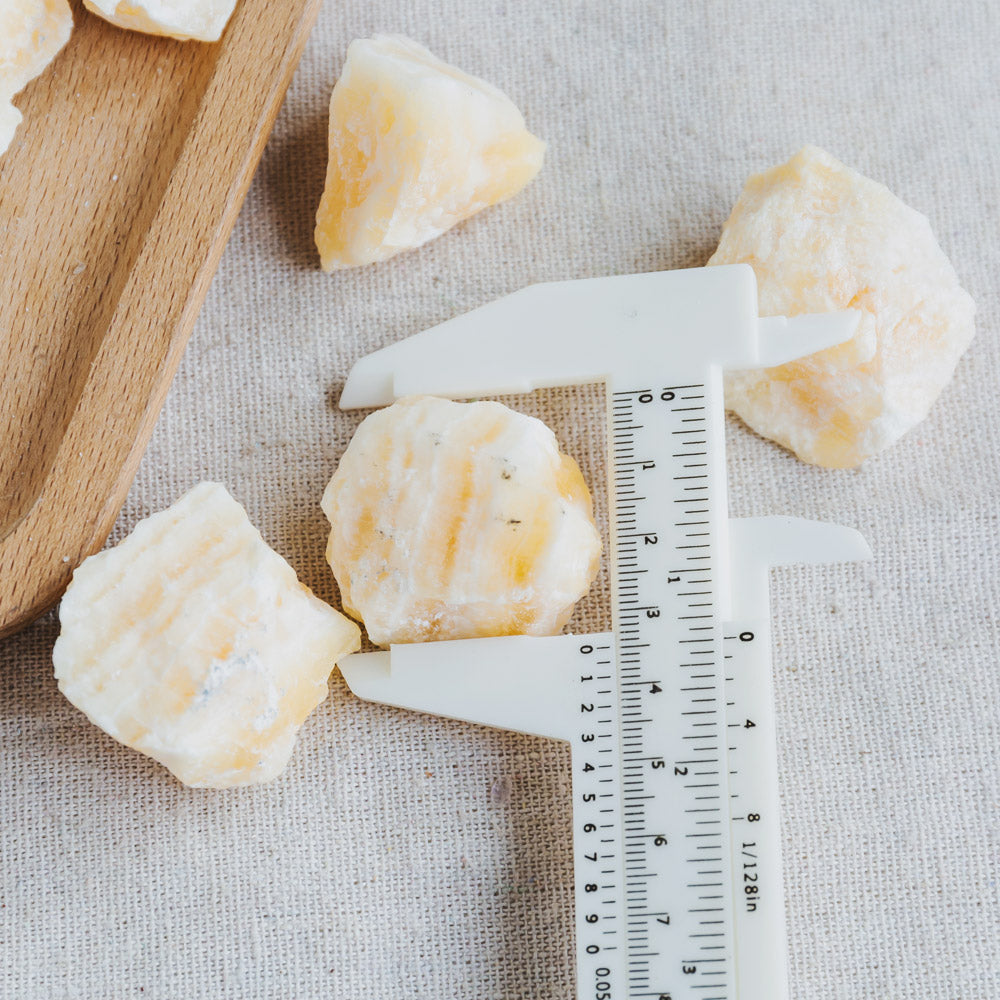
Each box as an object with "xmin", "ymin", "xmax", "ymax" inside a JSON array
[
  {"xmin": 315, "ymin": 34, "xmax": 545, "ymax": 271},
  {"xmin": 53, "ymin": 483, "xmax": 361, "ymax": 788},
  {"xmin": 1, "ymin": 0, "xmax": 72, "ymax": 155},
  {"xmin": 82, "ymin": 0, "xmax": 237, "ymax": 41},
  {"xmin": 322, "ymin": 396, "xmax": 601, "ymax": 646},
  {"xmin": 709, "ymin": 146, "xmax": 975, "ymax": 467}
]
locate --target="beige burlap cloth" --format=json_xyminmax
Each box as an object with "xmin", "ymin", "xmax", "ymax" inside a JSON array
[{"xmin": 2, "ymin": 1, "xmax": 998, "ymax": 996}]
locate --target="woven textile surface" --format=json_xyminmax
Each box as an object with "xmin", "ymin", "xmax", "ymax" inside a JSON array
[{"xmin": 2, "ymin": 1, "xmax": 998, "ymax": 997}]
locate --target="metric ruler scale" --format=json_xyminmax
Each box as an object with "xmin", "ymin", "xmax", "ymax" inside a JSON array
[
  {"xmin": 336, "ymin": 265, "xmax": 871, "ymax": 1000},
  {"xmin": 603, "ymin": 376, "xmax": 736, "ymax": 1000}
]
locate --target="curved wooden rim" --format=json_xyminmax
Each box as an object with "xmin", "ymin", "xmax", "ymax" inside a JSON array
[{"xmin": 0, "ymin": 0, "xmax": 323, "ymax": 639}]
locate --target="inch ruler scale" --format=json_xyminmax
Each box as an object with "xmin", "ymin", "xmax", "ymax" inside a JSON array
[{"xmin": 337, "ymin": 264, "xmax": 871, "ymax": 1000}]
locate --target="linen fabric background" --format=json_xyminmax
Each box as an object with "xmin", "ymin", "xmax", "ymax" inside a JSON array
[{"xmin": 2, "ymin": 1, "xmax": 998, "ymax": 997}]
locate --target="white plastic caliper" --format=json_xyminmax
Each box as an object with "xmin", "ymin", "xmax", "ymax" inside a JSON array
[{"xmin": 337, "ymin": 264, "xmax": 871, "ymax": 1000}]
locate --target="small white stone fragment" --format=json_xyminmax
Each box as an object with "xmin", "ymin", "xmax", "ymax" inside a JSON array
[
  {"xmin": 53, "ymin": 482, "xmax": 361, "ymax": 788},
  {"xmin": 709, "ymin": 145, "xmax": 975, "ymax": 468}
]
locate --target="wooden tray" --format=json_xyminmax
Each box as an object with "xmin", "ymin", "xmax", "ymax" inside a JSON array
[{"xmin": 0, "ymin": 0, "xmax": 321, "ymax": 638}]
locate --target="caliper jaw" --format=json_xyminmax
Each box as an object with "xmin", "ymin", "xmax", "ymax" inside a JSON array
[{"xmin": 339, "ymin": 265, "xmax": 859, "ymax": 409}]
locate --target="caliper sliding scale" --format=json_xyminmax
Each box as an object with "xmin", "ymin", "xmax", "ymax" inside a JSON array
[{"xmin": 337, "ymin": 264, "xmax": 871, "ymax": 1000}]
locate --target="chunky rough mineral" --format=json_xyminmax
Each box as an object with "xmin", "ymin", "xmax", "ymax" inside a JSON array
[
  {"xmin": 1, "ymin": 0, "xmax": 72, "ymax": 155},
  {"xmin": 83, "ymin": 0, "xmax": 237, "ymax": 41},
  {"xmin": 53, "ymin": 482, "xmax": 360, "ymax": 788},
  {"xmin": 315, "ymin": 34, "xmax": 545, "ymax": 270},
  {"xmin": 709, "ymin": 145, "xmax": 975, "ymax": 467},
  {"xmin": 322, "ymin": 395, "xmax": 602, "ymax": 646}
]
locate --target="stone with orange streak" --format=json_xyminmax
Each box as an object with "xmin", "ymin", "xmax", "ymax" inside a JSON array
[
  {"xmin": 82, "ymin": 0, "xmax": 237, "ymax": 41},
  {"xmin": 708, "ymin": 146, "xmax": 975, "ymax": 468},
  {"xmin": 53, "ymin": 482, "xmax": 360, "ymax": 788},
  {"xmin": 321, "ymin": 395, "xmax": 602, "ymax": 646},
  {"xmin": 1, "ymin": 0, "xmax": 72, "ymax": 156},
  {"xmin": 314, "ymin": 34, "xmax": 545, "ymax": 271}
]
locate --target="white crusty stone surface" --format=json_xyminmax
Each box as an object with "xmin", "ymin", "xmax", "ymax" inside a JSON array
[
  {"xmin": 0, "ymin": 0, "xmax": 72, "ymax": 155},
  {"xmin": 709, "ymin": 145, "xmax": 976, "ymax": 468},
  {"xmin": 0, "ymin": 100, "xmax": 20, "ymax": 153},
  {"xmin": 82, "ymin": 0, "xmax": 237, "ymax": 41},
  {"xmin": 322, "ymin": 395, "xmax": 602, "ymax": 646},
  {"xmin": 53, "ymin": 482, "xmax": 361, "ymax": 788}
]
